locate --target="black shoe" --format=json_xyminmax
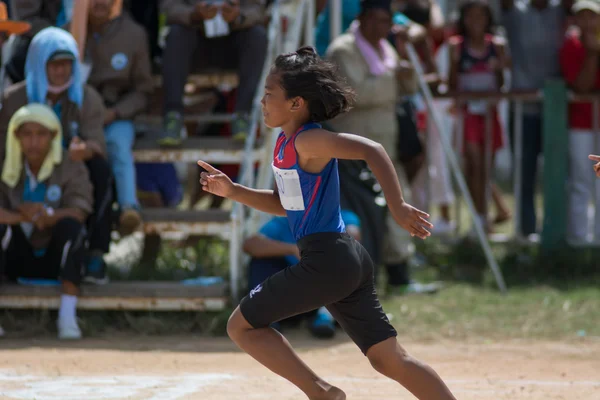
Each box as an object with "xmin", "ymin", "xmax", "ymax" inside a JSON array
[
  {"xmin": 159, "ymin": 111, "xmax": 183, "ymax": 146},
  {"xmin": 83, "ymin": 255, "xmax": 109, "ymax": 285}
]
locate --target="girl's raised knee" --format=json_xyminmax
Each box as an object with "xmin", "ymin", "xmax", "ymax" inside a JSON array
[{"xmin": 226, "ymin": 307, "xmax": 253, "ymax": 341}]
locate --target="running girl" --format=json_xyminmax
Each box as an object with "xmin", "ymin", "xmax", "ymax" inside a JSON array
[
  {"xmin": 198, "ymin": 47, "xmax": 457, "ymax": 400},
  {"xmin": 448, "ymin": 0, "xmax": 509, "ymax": 233}
]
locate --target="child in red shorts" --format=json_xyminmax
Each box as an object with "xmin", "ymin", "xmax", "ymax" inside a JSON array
[{"xmin": 448, "ymin": 0, "xmax": 508, "ymax": 232}]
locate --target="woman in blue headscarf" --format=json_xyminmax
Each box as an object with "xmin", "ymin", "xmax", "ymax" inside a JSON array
[{"xmin": 0, "ymin": 27, "xmax": 113, "ymax": 285}]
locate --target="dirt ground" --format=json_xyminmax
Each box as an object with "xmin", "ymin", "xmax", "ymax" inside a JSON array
[{"xmin": 0, "ymin": 332, "xmax": 598, "ymax": 400}]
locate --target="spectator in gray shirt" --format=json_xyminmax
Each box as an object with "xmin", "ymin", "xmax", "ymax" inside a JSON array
[{"xmin": 501, "ymin": 0, "xmax": 567, "ymax": 236}]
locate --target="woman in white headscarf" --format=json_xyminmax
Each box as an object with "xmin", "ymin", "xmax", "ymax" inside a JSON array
[{"xmin": 0, "ymin": 103, "xmax": 93, "ymax": 340}]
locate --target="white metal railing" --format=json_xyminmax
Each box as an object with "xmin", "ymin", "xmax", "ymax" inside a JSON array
[
  {"xmin": 407, "ymin": 44, "xmax": 507, "ymax": 293},
  {"xmin": 230, "ymin": 0, "xmax": 285, "ymax": 302}
]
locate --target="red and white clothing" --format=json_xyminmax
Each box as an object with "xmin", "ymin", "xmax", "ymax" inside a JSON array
[
  {"xmin": 559, "ymin": 33, "xmax": 600, "ymax": 243},
  {"xmin": 452, "ymin": 34, "xmax": 503, "ymax": 152},
  {"xmin": 559, "ymin": 33, "xmax": 600, "ymax": 130}
]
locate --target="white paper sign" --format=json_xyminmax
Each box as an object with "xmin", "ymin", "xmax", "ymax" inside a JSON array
[
  {"xmin": 204, "ymin": 13, "xmax": 230, "ymax": 38},
  {"xmin": 272, "ymin": 165, "xmax": 305, "ymax": 211}
]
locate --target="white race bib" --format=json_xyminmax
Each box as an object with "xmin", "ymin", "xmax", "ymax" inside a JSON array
[{"xmin": 272, "ymin": 165, "xmax": 305, "ymax": 211}]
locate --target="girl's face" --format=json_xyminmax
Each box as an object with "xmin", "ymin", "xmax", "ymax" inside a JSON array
[
  {"xmin": 261, "ymin": 72, "xmax": 296, "ymax": 129},
  {"xmin": 463, "ymin": 4, "xmax": 489, "ymax": 38}
]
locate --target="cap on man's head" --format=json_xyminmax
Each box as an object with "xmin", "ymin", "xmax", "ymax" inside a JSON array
[
  {"xmin": 49, "ymin": 50, "xmax": 76, "ymax": 62},
  {"xmin": 360, "ymin": 0, "xmax": 393, "ymax": 14},
  {"xmin": 572, "ymin": 0, "xmax": 600, "ymax": 14}
]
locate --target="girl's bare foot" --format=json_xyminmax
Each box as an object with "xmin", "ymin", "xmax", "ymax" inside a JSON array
[{"xmin": 312, "ymin": 386, "xmax": 346, "ymax": 400}]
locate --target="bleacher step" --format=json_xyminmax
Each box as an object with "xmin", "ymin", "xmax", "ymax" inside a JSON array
[
  {"xmin": 141, "ymin": 209, "xmax": 233, "ymax": 236},
  {"xmin": 132, "ymin": 137, "xmax": 265, "ymax": 163},
  {"xmin": 0, "ymin": 282, "xmax": 227, "ymax": 311}
]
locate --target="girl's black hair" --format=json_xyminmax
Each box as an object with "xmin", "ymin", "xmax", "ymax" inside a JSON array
[
  {"xmin": 457, "ymin": 0, "xmax": 495, "ymax": 37},
  {"xmin": 272, "ymin": 46, "xmax": 355, "ymax": 122}
]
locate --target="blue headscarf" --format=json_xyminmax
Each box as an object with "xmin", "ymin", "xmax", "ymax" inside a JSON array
[{"xmin": 25, "ymin": 27, "xmax": 83, "ymax": 108}]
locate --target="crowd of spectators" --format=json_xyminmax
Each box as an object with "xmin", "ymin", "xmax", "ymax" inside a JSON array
[{"xmin": 0, "ymin": 0, "xmax": 599, "ymax": 340}]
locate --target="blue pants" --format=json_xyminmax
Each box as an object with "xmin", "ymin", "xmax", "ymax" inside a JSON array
[
  {"xmin": 512, "ymin": 114, "xmax": 542, "ymax": 236},
  {"xmin": 105, "ymin": 120, "xmax": 138, "ymax": 208}
]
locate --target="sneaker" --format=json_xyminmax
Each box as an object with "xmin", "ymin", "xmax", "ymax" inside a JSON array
[
  {"xmin": 388, "ymin": 281, "xmax": 442, "ymax": 296},
  {"xmin": 57, "ymin": 319, "xmax": 82, "ymax": 340},
  {"xmin": 119, "ymin": 207, "xmax": 142, "ymax": 237},
  {"xmin": 309, "ymin": 307, "xmax": 336, "ymax": 339},
  {"xmin": 159, "ymin": 111, "xmax": 184, "ymax": 146},
  {"xmin": 230, "ymin": 115, "xmax": 249, "ymax": 141},
  {"xmin": 84, "ymin": 255, "xmax": 109, "ymax": 285}
]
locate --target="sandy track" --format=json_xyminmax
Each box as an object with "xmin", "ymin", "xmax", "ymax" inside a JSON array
[{"xmin": 0, "ymin": 333, "xmax": 598, "ymax": 399}]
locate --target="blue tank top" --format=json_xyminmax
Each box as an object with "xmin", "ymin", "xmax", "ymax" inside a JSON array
[{"xmin": 272, "ymin": 123, "xmax": 345, "ymax": 241}]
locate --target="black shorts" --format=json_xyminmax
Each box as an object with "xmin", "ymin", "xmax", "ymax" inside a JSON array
[{"xmin": 240, "ymin": 232, "xmax": 397, "ymax": 355}]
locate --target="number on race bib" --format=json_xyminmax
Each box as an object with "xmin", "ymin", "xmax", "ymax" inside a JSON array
[{"xmin": 272, "ymin": 165, "xmax": 305, "ymax": 211}]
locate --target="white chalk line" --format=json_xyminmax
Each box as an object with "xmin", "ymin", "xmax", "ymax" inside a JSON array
[
  {"xmin": 0, "ymin": 370, "xmax": 598, "ymax": 400},
  {"xmin": 329, "ymin": 376, "xmax": 600, "ymax": 387}
]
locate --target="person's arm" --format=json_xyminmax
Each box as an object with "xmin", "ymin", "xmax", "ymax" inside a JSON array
[
  {"xmin": 0, "ymin": 208, "xmax": 23, "ymax": 225},
  {"xmin": 198, "ymin": 160, "xmax": 286, "ymax": 216},
  {"xmin": 112, "ymin": 29, "xmax": 154, "ymax": 119},
  {"xmin": 316, "ymin": 0, "xmax": 328, "ymax": 14},
  {"xmin": 589, "ymin": 154, "xmax": 600, "ymax": 177},
  {"xmin": 80, "ymin": 86, "xmax": 107, "ymax": 157},
  {"xmin": 230, "ymin": 0, "xmax": 266, "ymax": 30},
  {"xmin": 560, "ymin": 36, "xmax": 600, "ymax": 93},
  {"xmin": 493, "ymin": 39, "xmax": 507, "ymax": 90},
  {"xmin": 295, "ymin": 130, "xmax": 433, "ymax": 239},
  {"xmin": 160, "ymin": 0, "xmax": 196, "ymax": 26},
  {"xmin": 34, "ymin": 161, "xmax": 93, "ymax": 230},
  {"xmin": 243, "ymin": 234, "xmax": 299, "ymax": 258},
  {"xmin": 34, "ymin": 207, "xmax": 86, "ymax": 230},
  {"xmin": 447, "ymin": 39, "xmax": 460, "ymax": 92}
]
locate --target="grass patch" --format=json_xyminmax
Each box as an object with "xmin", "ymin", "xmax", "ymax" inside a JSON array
[{"xmin": 382, "ymin": 284, "xmax": 599, "ymax": 341}]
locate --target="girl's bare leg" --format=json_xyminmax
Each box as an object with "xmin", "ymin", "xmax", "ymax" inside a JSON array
[
  {"xmin": 366, "ymin": 337, "xmax": 457, "ymax": 400},
  {"xmin": 491, "ymin": 183, "xmax": 511, "ymax": 224},
  {"xmin": 227, "ymin": 307, "xmax": 345, "ymax": 400}
]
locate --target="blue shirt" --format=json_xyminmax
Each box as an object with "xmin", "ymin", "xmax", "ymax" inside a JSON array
[
  {"xmin": 272, "ymin": 123, "xmax": 345, "ymax": 241},
  {"xmin": 259, "ymin": 210, "xmax": 361, "ymax": 265},
  {"xmin": 315, "ymin": 0, "xmax": 361, "ymax": 56}
]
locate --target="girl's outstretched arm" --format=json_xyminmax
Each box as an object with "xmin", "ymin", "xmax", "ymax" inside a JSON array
[
  {"xmin": 295, "ymin": 130, "xmax": 433, "ymax": 239},
  {"xmin": 198, "ymin": 161, "xmax": 286, "ymax": 216},
  {"xmin": 589, "ymin": 155, "xmax": 600, "ymax": 178}
]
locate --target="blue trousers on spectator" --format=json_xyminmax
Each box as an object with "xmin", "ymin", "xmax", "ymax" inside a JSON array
[
  {"xmin": 105, "ymin": 120, "xmax": 138, "ymax": 208},
  {"xmin": 512, "ymin": 113, "xmax": 542, "ymax": 236}
]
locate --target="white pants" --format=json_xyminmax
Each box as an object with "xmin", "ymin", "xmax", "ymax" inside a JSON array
[
  {"xmin": 411, "ymin": 98, "xmax": 456, "ymax": 211},
  {"xmin": 568, "ymin": 130, "xmax": 600, "ymax": 242}
]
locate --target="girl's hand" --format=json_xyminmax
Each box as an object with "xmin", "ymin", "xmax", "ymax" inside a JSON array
[
  {"xmin": 589, "ymin": 155, "xmax": 600, "ymax": 177},
  {"xmin": 198, "ymin": 160, "xmax": 236, "ymax": 198},
  {"xmin": 392, "ymin": 202, "xmax": 433, "ymax": 240}
]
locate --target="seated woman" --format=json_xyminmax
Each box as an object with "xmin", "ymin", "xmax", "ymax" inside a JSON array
[{"xmin": 0, "ymin": 104, "xmax": 93, "ymax": 340}]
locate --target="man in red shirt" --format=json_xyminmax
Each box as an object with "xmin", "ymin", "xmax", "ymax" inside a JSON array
[{"xmin": 559, "ymin": 0, "xmax": 600, "ymax": 243}]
